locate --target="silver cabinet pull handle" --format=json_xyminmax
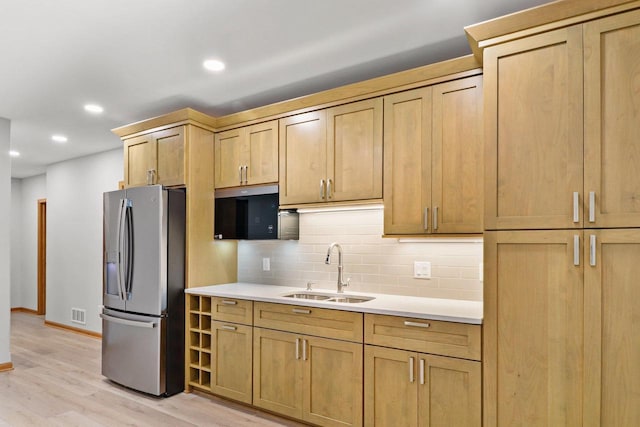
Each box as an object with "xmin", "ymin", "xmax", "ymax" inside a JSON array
[
  {"xmin": 221, "ymin": 325, "xmax": 237, "ymax": 331},
  {"xmin": 589, "ymin": 191, "xmax": 595, "ymax": 223},
  {"xmin": 409, "ymin": 357, "xmax": 415, "ymax": 383},
  {"xmin": 419, "ymin": 359, "xmax": 425, "ymax": 385},
  {"xmin": 590, "ymin": 235, "xmax": 596, "ymax": 266},
  {"xmin": 433, "ymin": 206, "xmax": 438, "ymax": 231},
  {"xmin": 244, "ymin": 165, "xmax": 248, "ymax": 184},
  {"xmin": 295, "ymin": 338, "xmax": 300, "ymax": 360},
  {"xmin": 320, "ymin": 179, "xmax": 325, "ymax": 199},
  {"xmin": 404, "ymin": 321, "xmax": 430, "ymax": 328},
  {"xmin": 327, "ymin": 179, "xmax": 332, "ymax": 199},
  {"xmin": 423, "ymin": 207, "xmax": 429, "ymax": 231},
  {"xmin": 573, "ymin": 192, "xmax": 580, "ymax": 223},
  {"xmin": 221, "ymin": 300, "xmax": 237, "ymax": 305},
  {"xmin": 292, "ymin": 308, "xmax": 311, "ymax": 314},
  {"xmin": 238, "ymin": 166, "xmax": 243, "ymax": 185},
  {"xmin": 574, "ymin": 235, "xmax": 580, "ymax": 266},
  {"xmin": 302, "ymin": 339, "xmax": 307, "ymax": 361}
]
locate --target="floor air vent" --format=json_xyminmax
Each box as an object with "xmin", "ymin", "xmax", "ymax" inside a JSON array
[{"xmin": 71, "ymin": 308, "xmax": 86, "ymax": 325}]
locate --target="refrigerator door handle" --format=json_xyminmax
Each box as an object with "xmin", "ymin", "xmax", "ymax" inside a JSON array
[
  {"xmin": 100, "ymin": 313, "xmax": 156, "ymax": 328},
  {"xmin": 124, "ymin": 200, "xmax": 134, "ymax": 297},
  {"xmin": 117, "ymin": 198, "xmax": 127, "ymax": 300}
]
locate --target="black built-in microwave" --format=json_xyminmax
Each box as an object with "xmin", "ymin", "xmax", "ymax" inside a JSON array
[{"xmin": 214, "ymin": 185, "xmax": 298, "ymax": 240}]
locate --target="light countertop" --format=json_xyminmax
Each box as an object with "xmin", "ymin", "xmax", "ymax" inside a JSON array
[{"xmin": 186, "ymin": 282, "xmax": 482, "ymax": 324}]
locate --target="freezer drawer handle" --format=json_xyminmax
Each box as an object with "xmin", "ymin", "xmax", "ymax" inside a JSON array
[{"xmin": 100, "ymin": 313, "xmax": 156, "ymax": 329}]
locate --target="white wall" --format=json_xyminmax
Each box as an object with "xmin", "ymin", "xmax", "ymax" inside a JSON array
[
  {"xmin": 0, "ymin": 118, "xmax": 11, "ymax": 364},
  {"xmin": 46, "ymin": 149, "xmax": 122, "ymax": 333},
  {"xmin": 238, "ymin": 207, "xmax": 483, "ymax": 301},
  {"xmin": 17, "ymin": 174, "xmax": 46, "ymax": 310},
  {"xmin": 10, "ymin": 179, "xmax": 22, "ymax": 308}
]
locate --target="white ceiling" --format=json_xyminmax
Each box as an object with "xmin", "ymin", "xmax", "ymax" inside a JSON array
[{"xmin": 2, "ymin": 0, "xmax": 550, "ymax": 178}]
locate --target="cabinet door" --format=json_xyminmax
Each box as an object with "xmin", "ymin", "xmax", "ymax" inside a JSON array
[
  {"xmin": 484, "ymin": 231, "xmax": 583, "ymax": 426},
  {"xmin": 214, "ymin": 128, "xmax": 244, "ymax": 189},
  {"xmin": 364, "ymin": 345, "xmax": 418, "ymax": 427},
  {"xmin": 383, "ymin": 87, "xmax": 432, "ymax": 235},
  {"xmin": 124, "ymin": 134, "xmax": 156, "ymax": 188},
  {"xmin": 418, "ymin": 354, "xmax": 481, "ymax": 427},
  {"xmin": 584, "ymin": 229, "xmax": 640, "ymax": 427},
  {"xmin": 484, "ymin": 26, "xmax": 584, "ymax": 230},
  {"xmin": 246, "ymin": 120, "xmax": 279, "ymax": 186},
  {"xmin": 211, "ymin": 321, "xmax": 252, "ymax": 404},
  {"xmin": 154, "ymin": 126, "xmax": 185, "ymax": 187},
  {"xmin": 279, "ymin": 111, "xmax": 327, "ymax": 205},
  {"xmin": 303, "ymin": 336, "xmax": 363, "ymax": 427},
  {"xmin": 253, "ymin": 328, "xmax": 303, "ymax": 419},
  {"xmin": 431, "ymin": 75, "xmax": 483, "ymax": 234},
  {"xmin": 584, "ymin": 10, "xmax": 640, "ymax": 228},
  {"xmin": 326, "ymin": 98, "xmax": 382, "ymax": 202}
]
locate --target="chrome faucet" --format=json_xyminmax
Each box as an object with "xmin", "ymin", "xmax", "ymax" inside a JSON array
[{"xmin": 325, "ymin": 242, "xmax": 350, "ymax": 293}]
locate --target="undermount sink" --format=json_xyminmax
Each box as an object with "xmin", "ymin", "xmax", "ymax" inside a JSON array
[
  {"xmin": 284, "ymin": 293, "xmax": 332, "ymax": 300},
  {"xmin": 327, "ymin": 296, "xmax": 373, "ymax": 304},
  {"xmin": 282, "ymin": 292, "xmax": 374, "ymax": 303}
]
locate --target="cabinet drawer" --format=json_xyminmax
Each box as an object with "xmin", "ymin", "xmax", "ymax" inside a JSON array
[
  {"xmin": 210, "ymin": 297, "xmax": 253, "ymax": 326},
  {"xmin": 364, "ymin": 314, "xmax": 481, "ymax": 361},
  {"xmin": 254, "ymin": 302, "xmax": 363, "ymax": 342}
]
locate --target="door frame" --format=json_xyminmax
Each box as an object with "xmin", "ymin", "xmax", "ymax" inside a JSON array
[{"xmin": 37, "ymin": 198, "xmax": 46, "ymax": 315}]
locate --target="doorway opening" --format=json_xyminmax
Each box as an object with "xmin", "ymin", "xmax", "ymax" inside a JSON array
[{"xmin": 37, "ymin": 199, "xmax": 46, "ymax": 315}]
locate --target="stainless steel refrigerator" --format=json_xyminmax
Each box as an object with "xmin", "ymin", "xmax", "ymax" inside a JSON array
[{"xmin": 101, "ymin": 185, "xmax": 185, "ymax": 396}]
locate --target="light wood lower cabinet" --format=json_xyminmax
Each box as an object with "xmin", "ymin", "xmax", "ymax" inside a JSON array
[
  {"xmin": 584, "ymin": 229, "xmax": 640, "ymax": 426},
  {"xmin": 253, "ymin": 327, "xmax": 363, "ymax": 427},
  {"xmin": 210, "ymin": 321, "xmax": 253, "ymax": 404},
  {"xmin": 187, "ymin": 295, "xmax": 253, "ymax": 403},
  {"xmin": 484, "ymin": 231, "xmax": 584, "ymax": 426},
  {"xmin": 364, "ymin": 345, "xmax": 480, "ymax": 427}
]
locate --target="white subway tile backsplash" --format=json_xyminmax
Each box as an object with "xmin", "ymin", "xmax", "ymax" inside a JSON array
[{"xmin": 237, "ymin": 208, "xmax": 483, "ymax": 301}]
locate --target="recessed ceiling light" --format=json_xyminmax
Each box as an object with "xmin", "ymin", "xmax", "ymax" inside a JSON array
[
  {"xmin": 52, "ymin": 135, "xmax": 68, "ymax": 143},
  {"xmin": 9, "ymin": 150, "xmax": 20, "ymax": 157},
  {"xmin": 84, "ymin": 103, "xmax": 104, "ymax": 114},
  {"xmin": 203, "ymin": 59, "xmax": 225, "ymax": 72}
]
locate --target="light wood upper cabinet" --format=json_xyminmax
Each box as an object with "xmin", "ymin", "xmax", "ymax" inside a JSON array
[
  {"xmin": 279, "ymin": 111, "xmax": 327, "ymax": 204},
  {"xmin": 326, "ymin": 98, "xmax": 383, "ymax": 202},
  {"xmin": 364, "ymin": 345, "xmax": 481, "ymax": 427},
  {"xmin": 279, "ymin": 98, "xmax": 382, "ymax": 206},
  {"xmin": 583, "ymin": 10, "xmax": 640, "ymax": 228},
  {"xmin": 432, "ymin": 75, "xmax": 483, "ymax": 233},
  {"xmin": 383, "ymin": 87, "xmax": 432, "ymax": 235},
  {"xmin": 124, "ymin": 126, "xmax": 185, "ymax": 187},
  {"xmin": 484, "ymin": 231, "xmax": 583, "ymax": 426},
  {"xmin": 214, "ymin": 120, "xmax": 278, "ymax": 189},
  {"xmin": 486, "ymin": 11, "xmax": 640, "ymax": 230},
  {"xmin": 384, "ymin": 75, "xmax": 483, "ymax": 235},
  {"xmin": 583, "ymin": 229, "xmax": 640, "ymax": 427},
  {"xmin": 484, "ymin": 26, "xmax": 584, "ymax": 230}
]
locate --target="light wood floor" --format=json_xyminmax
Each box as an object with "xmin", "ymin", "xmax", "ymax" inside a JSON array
[{"xmin": 0, "ymin": 312, "xmax": 305, "ymax": 427}]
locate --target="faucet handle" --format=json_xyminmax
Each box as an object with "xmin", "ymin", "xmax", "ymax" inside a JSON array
[
  {"xmin": 343, "ymin": 277, "xmax": 351, "ymax": 288},
  {"xmin": 306, "ymin": 281, "xmax": 315, "ymax": 291}
]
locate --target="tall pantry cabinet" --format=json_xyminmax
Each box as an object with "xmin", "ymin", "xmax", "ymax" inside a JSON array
[{"xmin": 482, "ymin": 8, "xmax": 640, "ymax": 427}]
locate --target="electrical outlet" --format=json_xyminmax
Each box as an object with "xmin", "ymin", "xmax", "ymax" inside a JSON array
[
  {"xmin": 262, "ymin": 257, "xmax": 270, "ymax": 271},
  {"xmin": 414, "ymin": 261, "xmax": 431, "ymax": 279}
]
